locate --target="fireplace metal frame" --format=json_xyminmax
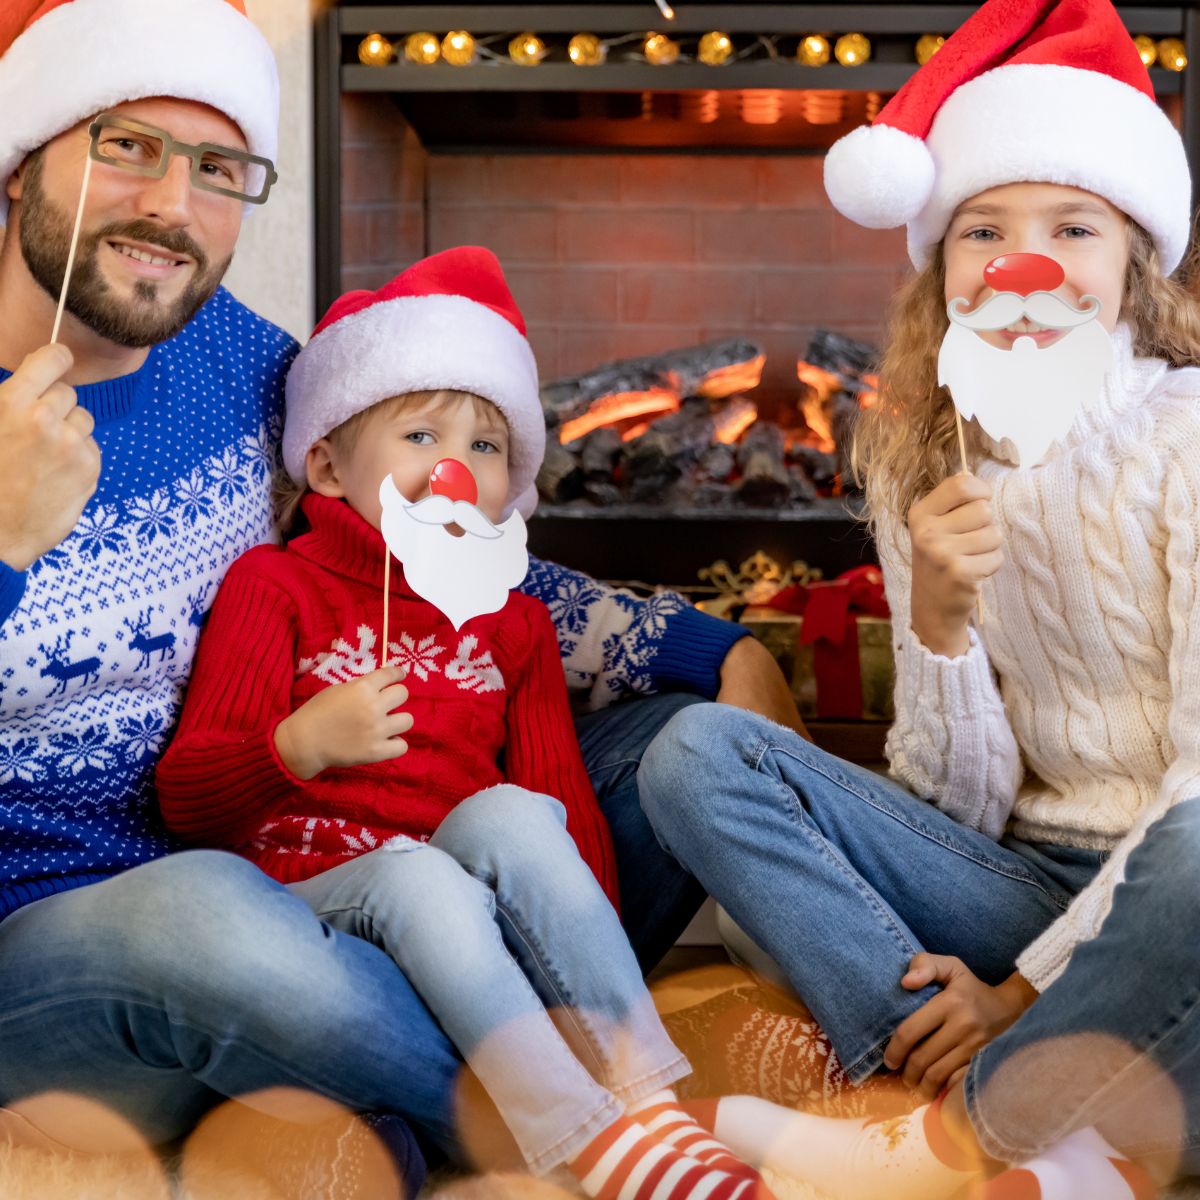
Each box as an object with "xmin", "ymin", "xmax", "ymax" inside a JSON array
[{"xmin": 317, "ymin": 2, "xmax": 1200, "ymax": 315}]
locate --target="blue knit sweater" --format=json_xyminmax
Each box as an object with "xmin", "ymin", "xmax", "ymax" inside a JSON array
[{"xmin": 0, "ymin": 291, "xmax": 746, "ymax": 920}]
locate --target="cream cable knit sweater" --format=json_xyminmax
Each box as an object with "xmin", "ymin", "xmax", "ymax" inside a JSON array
[{"xmin": 877, "ymin": 325, "xmax": 1200, "ymax": 991}]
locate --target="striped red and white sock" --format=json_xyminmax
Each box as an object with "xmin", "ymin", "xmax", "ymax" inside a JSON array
[
  {"xmin": 697, "ymin": 1092, "xmax": 978, "ymax": 1200},
  {"xmin": 568, "ymin": 1114, "xmax": 775, "ymax": 1200},
  {"xmin": 978, "ymin": 1128, "xmax": 1157, "ymax": 1200},
  {"xmin": 628, "ymin": 1090, "xmax": 754, "ymax": 1177}
]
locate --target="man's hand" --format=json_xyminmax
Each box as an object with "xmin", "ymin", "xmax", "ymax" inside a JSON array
[
  {"xmin": 273, "ymin": 666, "xmax": 414, "ymax": 780},
  {"xmin": 716, "ymin": 635, "xmax": 812, "ymax": 740},
  {"xmin": 884, "ymin": 954, "xmax": 1038, "ymax": 1098},
  {"xmin": 0, "ymin": 345, "xmax": 101, "ymax": 573}
]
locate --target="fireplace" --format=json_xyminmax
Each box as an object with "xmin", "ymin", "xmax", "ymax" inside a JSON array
[{"xmin": 315, "ymin": 2, "xmax": 1199, "ymax": 592}]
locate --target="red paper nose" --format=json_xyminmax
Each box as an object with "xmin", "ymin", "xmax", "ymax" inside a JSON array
[
  {"xmin": 429, "ymin": 458, "xmax": 478, "ymax": 505},
  {"xmin": 983, "ymin": 254, "xmax": 1065, "ymax": 297}
]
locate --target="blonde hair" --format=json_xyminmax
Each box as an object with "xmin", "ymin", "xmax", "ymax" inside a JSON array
[
  {"xmin": 853, "ymin": 220, "xmax": 1200, "ymax": 535},
  {"xmin": 274, "ymin": 389, "xmax": 503, "ymax": 536}
]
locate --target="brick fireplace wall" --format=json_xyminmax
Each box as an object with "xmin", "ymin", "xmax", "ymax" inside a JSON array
[{"xmin": 340, "ymin": 97, "xmax": 913, "ymax": 398}]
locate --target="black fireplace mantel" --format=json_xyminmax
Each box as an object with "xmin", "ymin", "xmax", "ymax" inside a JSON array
[{"xmin": 315, "ymin": 3, "xmax": 1200, "ymax": 315}]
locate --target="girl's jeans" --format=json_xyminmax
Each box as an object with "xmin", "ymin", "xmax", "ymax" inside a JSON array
[
  {"xmin": 288, "ymin": 785, "xmax": 688, "ymax": 1174},
  {"xmin": 639, "ymin": 703, "xmax": 1200, "ymax": 1173}
]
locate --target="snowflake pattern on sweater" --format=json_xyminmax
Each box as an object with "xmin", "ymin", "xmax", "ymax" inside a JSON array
[{"xmin": 0, "ymin": 288, "xmax": 295, "ymax": 918}]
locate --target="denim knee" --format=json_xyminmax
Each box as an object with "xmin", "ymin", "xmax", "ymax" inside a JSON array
[
  {"xmin": 637, "ymin": 702, "xmax": 761, "ymax": 826},
  {"xmin": 435, "ymin": 786, "xmax": 567, "ymax": 861},
  {"xmin": 43, "ymin": 850, "xmax": 321, "ymax": 1003}
]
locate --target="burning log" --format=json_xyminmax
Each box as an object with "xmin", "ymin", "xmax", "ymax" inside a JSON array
[
  {"xmin": 806, "ymin": 329, "xmax": 879, "ymax": 384},
  {"xmin": 697, "ymin": 442, "xmax": 736, "ymax": 483},
  {"xmin": 558, "ymin": 387, "xmax": 679, "ymax": 445},
  {"xmin": 580, "ymin": 428, "xmax": 623, "ymax": 506},
  {"xmin": 712, "ymin": 396, "xmax": 758, "ymax": 445},
  {"xmin": 536, "ymin": 429, "xmax": 584, "ymax": 504},
  {"xmin": 621, "ymin": 409, "xmax": 716, "ymax": 505},
  {"xmin": 789, "ymin": 444, "xmax": 839, "ymax": 490},
  {"xmin": 735, "ymin": 422, "xmax": 791, "ymax": 508},
  {"xmin": 541, "ymin": 338, "xmax": 765, "ymax": 438}
]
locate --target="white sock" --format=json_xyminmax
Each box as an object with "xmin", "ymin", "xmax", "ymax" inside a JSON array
[
  {"xmin": 979, "ymin": 1127, "xmax": 1156, "ymax": 1200},
  {"xmin": 712, "ymin": 1093, "xmax": 978, "ymax": 1200}
]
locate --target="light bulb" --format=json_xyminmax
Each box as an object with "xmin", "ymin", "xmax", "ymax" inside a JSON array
[
  {"xmin": 442, "ymin": 30, "xmax": 477, "ymax": 67},
  {"xmin": 796, "ymin": 35, "xmax": 831, "ymax": 67},
  {"xmin": 509, "ymin": 32, "xmax": 547, "ymax": 66},
  {"xmin": 915, "ymin": 34, "xmax": 945, "ymax": 65},
  {"xmin": 569, "ymin": 33, "xmax": 606, "ymax": 66},
  {"xmin": 403, "ymin": 33, "xmax": 440, "ymax": 65},
  {"xmin": 643, "ymin": 32, "xmax": 680, "ymax": 65},
  {"xmin": 834, "ymin": 33, "xmax": 871, "ymax": 66},
  {"xmin": 698, "ymin": 31, "xmax": 734, "ymax": 66},
  {"xmin": 358, "ymin": 33, "xmax": 394, "ymax": 67}
]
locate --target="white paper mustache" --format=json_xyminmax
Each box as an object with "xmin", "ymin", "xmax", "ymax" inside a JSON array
[
  {"xmin": 402, "ymin": 492, "xmax": 502, "ymax": 539},
  {"xmin": 947, "ymin": 290, "xmax": 1101, "ymax": 331}
]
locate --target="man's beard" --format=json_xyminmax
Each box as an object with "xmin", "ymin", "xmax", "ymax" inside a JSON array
[
  {"xmin": 938, "ymin": 294, "xmax": 1115, "ymax": 468},
  {"xmin": 18, "ymin": 153, "xmax": 232, "ymax": 349},
  {"xmin": 378, "ymin": 479, "xmax": 530, "ymax": 632}
]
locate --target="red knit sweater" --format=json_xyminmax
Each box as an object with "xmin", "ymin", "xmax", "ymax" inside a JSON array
[{"xmin": 157, "ymin": 493, "xmax": 618, "ymax": 903}]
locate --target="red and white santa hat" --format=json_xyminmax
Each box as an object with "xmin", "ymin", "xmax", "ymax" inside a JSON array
[
  {"xmin": 284, "ymin": 247, "xmax": 544, "ymax": 510},
  {"xmin": 824, "ymin": 0, "xmax": 1193, "ymax": 272},
  {"xmin": 0, "ymin": 0, "xmax": 278, "ymax": 224}
]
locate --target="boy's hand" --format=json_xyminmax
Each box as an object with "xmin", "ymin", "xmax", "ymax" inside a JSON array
[
  {"xmin": 0, "ymin": 345, "xmax": 101, "ymax": 572},
  {"xmin": 908, "ymin": 473, "xmax": 1003, "ymax": 657},
  {"xmin": 883, "ymin": 955, "xmax": 1037, "ymax": 1098},
  {"xmin": 273, "ymin": 666, "xmax": 413, "ymax": 780}
]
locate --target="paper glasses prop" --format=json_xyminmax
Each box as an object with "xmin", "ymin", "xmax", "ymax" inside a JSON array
[
  {"xmin": 937, "ymin": 253, "xmax": 1114, "ymax": 469},
  {"xmin": 50, "ymin": 114, "xmax": 279, "ymax": 343},
  {"xmin": 377, "ymin": 459, "xmax": 530, "ymax": 653}
]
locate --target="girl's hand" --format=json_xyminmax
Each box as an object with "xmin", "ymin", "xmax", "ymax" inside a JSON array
[
  {"xmin": 908, "ymin": 473, "xmax": 1003, "ymax": 657},
  {"xmin": 883, "ymin": 955, "xmax": 1038, "ymax": 1099},
  {"xmin": 273, "ymin": 666, "xmax": 414, "ymax": 780}
]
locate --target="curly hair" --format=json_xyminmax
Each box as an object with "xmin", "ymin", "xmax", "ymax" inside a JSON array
[{"xmin": 852, "ymin": 217, "xmax": 1200, "ymax": 537}]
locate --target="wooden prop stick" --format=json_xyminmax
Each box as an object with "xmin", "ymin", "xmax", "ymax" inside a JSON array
[
  {"xmin": 382, "ymin": 552, "xmax": 391, "ymax": 668},
  {"xmin": 51, "ymin": 153, "xmax": 95, "ymax": 345},
  {"xmin": 954, "ymin": 409, "xmax": 987, "ymax": 623}
]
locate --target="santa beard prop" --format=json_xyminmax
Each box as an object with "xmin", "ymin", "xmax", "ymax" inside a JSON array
[
  {"xmin": 938, "ymin": 290, "xmax": 1114, "ymax": 468},
  {"xmin": 378, "ymin": 477, "xmax": 530, "ymax": 631}
]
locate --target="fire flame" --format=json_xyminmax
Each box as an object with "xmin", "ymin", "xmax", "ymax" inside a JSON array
[
  {"xmin": 559, "ymin": 387, "xmax": 680, "ymax": 444},
  {"xmin": 713, "ymin": 397, "xmax": 758, "ymax": 444},
  {"xmin": 796, "ymin": 360, "xmax": 841, "ymax": 453}
]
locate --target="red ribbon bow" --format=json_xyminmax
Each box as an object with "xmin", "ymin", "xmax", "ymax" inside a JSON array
[{"xmin": 763, "ymin": 565, "xmax": 890, "ymax": 719}]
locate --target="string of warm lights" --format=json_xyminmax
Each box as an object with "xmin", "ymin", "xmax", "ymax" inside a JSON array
[{"xmin": 357, "ymin": 30, "xmax": 1188, "ymax": 72}]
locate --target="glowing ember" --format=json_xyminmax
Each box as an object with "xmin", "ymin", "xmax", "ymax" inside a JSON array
[
  {"xmin": 559, "ymin": 387, "xmax": 680, "ymax": 444},
  {"xmin": 714, "ymin": 397, "xmax": 758, "ymax": 444},
  {"xmin": 697, "ymin": 354, "xmax": 766, "ymax": 399},
  {"xmin": 620, "ymin": 420, "xmax": 653, "ymax": 442}
]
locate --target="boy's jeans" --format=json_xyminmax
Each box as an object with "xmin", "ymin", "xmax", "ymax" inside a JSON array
[
  {"xmin": 639, "ymin": 702, "xmax": 1200, "ymax": 1171},
  {"xmin": 289, "ymin": 786, "xmax": 688, "ymax": 1173},
  {"xmin": 0, "ymin": 693, "xmax": 705, "ymax": 1172}
]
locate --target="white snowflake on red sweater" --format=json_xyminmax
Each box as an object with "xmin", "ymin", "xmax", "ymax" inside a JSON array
[{"xmin": 387, "ymin": 631, "xmax": 445, "ymax": 681}]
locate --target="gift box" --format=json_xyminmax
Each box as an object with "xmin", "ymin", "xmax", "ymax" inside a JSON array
[{"xmin": 740, "ymin": 565, "xmax": 894, "ymax": 721}]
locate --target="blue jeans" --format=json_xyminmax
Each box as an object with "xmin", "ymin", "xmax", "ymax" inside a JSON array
[
  {"xmin": 288, "ymin": 786, "xmax": 688, "ymax": 1173},
  {"xmin": 639, "ymin": 704, "xmax": 1200, "ymax": 1171},
  {"xmin": 0, "ymin": 692, "xmax": 703, "ymax": 1175}
]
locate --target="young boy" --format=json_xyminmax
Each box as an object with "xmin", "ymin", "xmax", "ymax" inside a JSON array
[{"xmin": 157, "ymin": 247, "xmax": 771, "ymax": 1200}]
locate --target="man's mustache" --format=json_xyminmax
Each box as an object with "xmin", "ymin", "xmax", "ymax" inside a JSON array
[
  {"xmin": 404, "ymin": 493, "xmax": 502, "ymax": 539},
  {"xmin": 948, "ymin": 290, "xmax": 1101, "ymax": 332},
  {"xmin": 89, "ymin": 219, "xmax": 208, "ymax": 271}
]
